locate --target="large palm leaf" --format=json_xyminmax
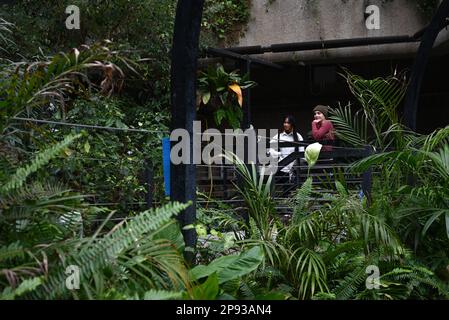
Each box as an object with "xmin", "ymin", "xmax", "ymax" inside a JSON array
[
  {"xmin": 329, "ymin": 103, "xmax": 368, "ymax": 147},
  {"xmin": 338, "ymin": 69, "xmax": 407, "ymax": 149}
]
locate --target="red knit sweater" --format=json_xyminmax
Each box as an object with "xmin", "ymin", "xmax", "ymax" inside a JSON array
[
  {"xmin": 312, "ymin": 120, "xmax": 335, "ymax": 152},
  {"xmin": 312, "ymin": 120, "xmax": 335, "ymax": 141}
]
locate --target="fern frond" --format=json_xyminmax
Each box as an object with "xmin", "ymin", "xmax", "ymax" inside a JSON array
[
  {"xmin": 289, "ymin": 177, "xmax": 313, "ymax": 224},
  {"xmin": 249, "ymin": 217, "xmax": 261, "ymax": 240},
  {"xmin": 0, "ymin": 134, "xmax": 81, "ymax": 194},
  {"xmin": 143, "ymin": 289, "xmax": 183, "ymax": 300},
  {"xmin": 32, "ymin": 202, "xmax": 190, "ymax": 299},
  {"xmin": 383, "ymin": 266, "xmax": 449, "ymax": 299},
  {"xmin": 236, "ymin": 280, "xmax": 254, "ymax": 300},
  {"xmin": 334, "ymin": 266, "xmax": 367, "ymax": 300},
  {"xmin": 0, "ymin": 242, "xmax": 25, "ymax": 262},
  {"xmin": 1, "ymin": 277, "xmax": 42, "ymax": 300}
]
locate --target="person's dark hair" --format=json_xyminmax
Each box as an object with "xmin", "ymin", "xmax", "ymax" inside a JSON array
[
  {"xmin": 282, "ymin": 115, "xmax": 297, "ymax": 131},
  {"xmin": 280, "ymin": 115, "xmax": 299, "ymax": 147}
]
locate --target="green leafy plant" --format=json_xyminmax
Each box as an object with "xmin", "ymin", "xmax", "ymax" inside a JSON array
[
  {"xmin": 190, "ymin": 246, "xmax": 264, "ymax": 284},
  {"xmin": 328, "ymin": 103, "xmax": 368, "ymax": 147},
  {"xmin": 31, "ymin": 202, "xmax": 191, "ymax": 299},
  {"xmin": 201, "ymin": 0, "xmax": 251, "ymax": 47},
  {"xmin": 197, "ymin": 63, "xmax": 256, "ymax": 129},
  {"xmin": 351, "ymin": 127, "xmax": 449, "ymax": 255},
  {"xmin": 0, "ymin": 42, "xmax": 128, "ymax": 135},
  {"xmin": 329, "ymin": 69, "xmax": 408, "ymax": 151},
  {"xmin": 1, "ymin": 134, "xmax": 81, "ymax": 194},
  {"xmin": 227, "ymin": 154, "xmax": 277, "ymax": 240},
  {"xmin": 0, "ymin": 18, "xmax": 14, "ymax": 53}
]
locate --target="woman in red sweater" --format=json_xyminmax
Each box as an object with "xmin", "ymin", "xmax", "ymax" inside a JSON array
[{"xmin": 311, "ymin": 105, "xmax": 335, "ymax": 152}]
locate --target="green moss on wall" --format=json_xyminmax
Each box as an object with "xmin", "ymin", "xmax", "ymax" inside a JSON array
[{"xmin": 201, "ymin": 0, "xmax": 252, "ymax": 47}]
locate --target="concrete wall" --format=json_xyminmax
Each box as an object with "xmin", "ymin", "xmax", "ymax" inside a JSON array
[{"xmin": 234, "ymin": 0, "xmax": 449, "ymax": 63}]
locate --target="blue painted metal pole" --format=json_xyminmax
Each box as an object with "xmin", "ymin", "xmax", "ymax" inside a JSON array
[{"xmin": 162, "ymin": 137, "xmax": 171, "ymax": 197}]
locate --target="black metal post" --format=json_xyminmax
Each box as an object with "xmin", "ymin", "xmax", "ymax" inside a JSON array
[
  {"xmin": 241, "ymin": 59, "xmax": 252, "ymax": 130},
  {"xmin": 223, "ymin": 166, "xmax": 229, "ymax": 200},
  {"xmin": 170, "ymin": 0, "xmax": 205, "ymax": 264},
  {"xmin": 403, "ymin": 0, "xmax": 449, "ymax": 131},
  {"xmin": 240, "ymin": 59, "xmax": 253, "ymax": 224},
  {"xmin": 361, "ymin": 145, "xmax": 373, "ymax": 206}
]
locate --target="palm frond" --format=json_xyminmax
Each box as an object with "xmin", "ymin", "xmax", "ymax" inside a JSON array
[
  {"xmin": 286, "ymin": 212, "xmax": 321, "ymax": 244},
  {"xmin": 225, "ymin": 152, "xmax": 276, "ymax": 240},
  {"xmin": 421, "ymin": 126, "xmax": 449, "ymax": 152},
  {"xmin": 424, "ymin": 144, "xmax": 449, "ymax": 181},
  {"xmin": 290, "ymin": 248, "xmax": 329, "ymax": 300},
  {"xmin": 329, "ymin": 103, "xmax": 368, "ymax": 147},
  {"xmin": 359, "ymin": 213, "xmax": 404, "ymax": 255},
  {"xmin": 341, "ymin": 69, "xmax": 407, "ymax": 149}
]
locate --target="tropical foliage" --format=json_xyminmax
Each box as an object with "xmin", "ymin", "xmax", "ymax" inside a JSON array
[
  {"xmin": 1, "ymin": 0, "xmax": 448, "ymax": 301},
  {"xmin": 329, "ymin": 69, "xmax": 408, "ymax": 151},
  {"xmin": 197, "ymin": 63, "xmax": 256, "ymax": 129}
]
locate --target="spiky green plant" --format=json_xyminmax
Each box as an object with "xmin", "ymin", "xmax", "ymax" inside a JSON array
[
  {"xmin": 226, "ymin": 153, "xmax": 277, "ymax": 241},
  {"xmin": 329, "ymin": 69, "xmax": 408, "ymax": 151},
  {"xmin": 0, "ymin": 18, "xmax": 14, "ymax": 53},
  {"xmin": 0, "ymin": 42, "xmax": 127, "ymax": 135}
]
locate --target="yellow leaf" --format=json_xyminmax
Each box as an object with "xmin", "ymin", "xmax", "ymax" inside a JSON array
[
  {"xmin": 229, "ymin": 84, "xmax": 243, "ymax": 107},
  {"xmin": 64, "ymin": 148, "xmax": 73, "ymax": 156}
]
